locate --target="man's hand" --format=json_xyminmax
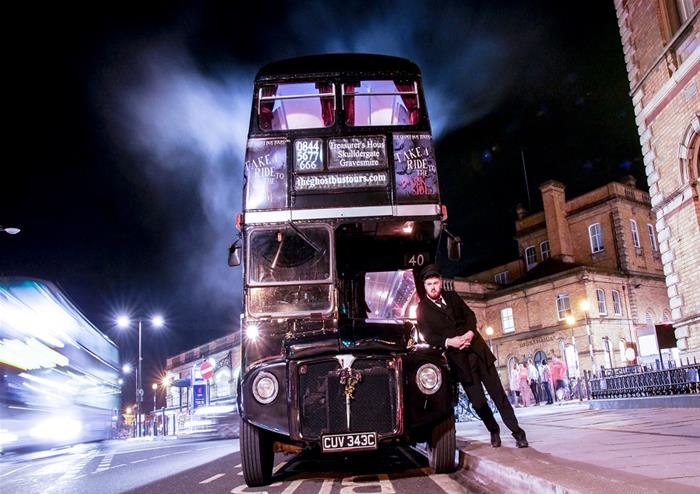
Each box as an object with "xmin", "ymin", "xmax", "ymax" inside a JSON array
[
  {"xmin": 446, "ymin": 331, "xmax": 475, "ymax": 350},
  {"xmin": 458, "ymin": 330, "xmax": 475, "ymax": 350}
]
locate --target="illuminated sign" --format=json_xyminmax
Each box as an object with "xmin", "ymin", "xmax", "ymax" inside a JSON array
[
  {"xmin": 294, "ymin": 171, "xmax": 389, "ymax": 191},
  {"xmin": 244, "ymin": 138, "xmax": 288, "ymax": 210},
  {"xmin": 393, "ymin": 134, "xmax": 439, "ymax": 203},
  {"xmin": 328, "ymin": 136, "xmax": 387, "ymax": 170}
]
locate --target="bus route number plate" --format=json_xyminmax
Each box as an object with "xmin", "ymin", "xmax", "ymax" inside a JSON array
[
  {"xmin": 321, "ymin": 432, "xmax": 377, "ymax": 452},
  {"xmin": 404, "ymin": 252, "xmax": 429, "ymax": 268}
]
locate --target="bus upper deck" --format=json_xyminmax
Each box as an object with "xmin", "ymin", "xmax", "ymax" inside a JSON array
[{"xmin": 242, "ymin": 54, "xmax": 442, "ymax": 225}]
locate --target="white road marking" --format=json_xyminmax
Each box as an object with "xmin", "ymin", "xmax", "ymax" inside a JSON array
[
  {"xmin": 130, "ymin": 459, "xmax": 148, "ymax": 464},
  {"xmin": 96, "ymin": 453, "xmax": 114, "ymax": 472},
  {"xmin": 112, "ymin": 464, "xmax": 126, "ymax": 469},
  {"xmin": 234, "ymin": 463, "xmax": 242, "ymax": 468},
  {"xmin": 318, "ymin": 479, "xmax": 334, "ymax": 494},
  {"xmin": 422, "ymin": 468, "xmax": 467, "ymax": 494},
  {"xmin": 200, "ymin": 473, "xmax": 226, "ymax": 484},
  {"xmin": 340, "ymin": 474, "xmax": 395, "ymax": 494},
  {"xmin": 280, "ymin": 479, "xmax": 305, "ymax": 494},
  {"xmin": 272, "ymin": 460, "xmax": 288, "ymax": 474},
  {"xmin": 150, "ymin": 453, "xmax": 171, "ymax": 459},
  {"xmin": 0, "ymin": 464, "xmax": 34, "ymax": 478}
]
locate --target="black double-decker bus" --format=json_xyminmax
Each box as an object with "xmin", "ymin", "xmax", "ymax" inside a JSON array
[{"xmin": 230, "ymin": 54, "xmax": 459, "ymax": 486}]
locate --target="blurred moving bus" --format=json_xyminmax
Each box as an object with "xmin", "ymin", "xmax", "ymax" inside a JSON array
[
  {"xmin": 0, "ymin": 278, "xmax": 120, "ymax": 452},
  {"xmin": 230, "ymin": 54, "xmax": 460, "ymax": 486}
]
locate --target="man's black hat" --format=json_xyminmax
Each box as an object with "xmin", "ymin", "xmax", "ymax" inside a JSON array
[{"xmin": 419, "ymin": 263, "xmax": 441, "ymax": 282}]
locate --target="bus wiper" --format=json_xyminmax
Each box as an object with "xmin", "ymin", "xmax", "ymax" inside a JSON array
[{"xmin": 287, "ymin": 221, "xmax": 322, "ymax": 253}]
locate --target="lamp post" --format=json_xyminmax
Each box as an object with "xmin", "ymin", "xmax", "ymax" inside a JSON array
[
  {"xmin": 565, "ymin": 315, "xmax": 578, "ymax": 380},
  {"xmin": 580, "ymin": 300, "xmax": 595, "ymax": 373},
  {"xmin": 117, "ymin": 314, "xmax": 164, "ymax": 437},
  {"xmin": 152, "ymin": 383, "xmax": 158, "ymax": 436}
]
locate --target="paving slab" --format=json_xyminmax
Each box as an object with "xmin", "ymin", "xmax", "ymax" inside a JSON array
[{"xmin": 455, "ymin": 401, "xmax": 700, "ymax": 493}]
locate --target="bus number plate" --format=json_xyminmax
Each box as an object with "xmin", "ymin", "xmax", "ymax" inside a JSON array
[{"xmin": 321, "ymin": 432, "xmax": 377, "ymax": 452}]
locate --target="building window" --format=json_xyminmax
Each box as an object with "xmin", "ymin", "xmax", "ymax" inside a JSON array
[
  {"xmin": 647, "ymin": 224, "xmax": 658, "ymax": 252},
  {"xmin": 611, "ymin": 290, "xmax": 622, "ymax": 316},
  {"xmin": 501, "ymin": 307, "xmax": 515, "ymax": 333},
  {"xmin": 589, "ymin": 223, "xmax": 604, "ymax": 253},
  {"xmin": 630, "ymin": 219, "xmax": 641, "ymax": 248},
  {"xmin": 525, "ymin": 246, "xmax": 537, "ymax": 270},
  {"xmin": 596, "ymin": 288, "xmax": 607, "ymax": 315},
  {"xmin": 556, "ymin": 293, "xmax": 572, "ymax": 320},
  {"xmin": 658, "ymin": 0, "xmax": 696, "ymax": 64},
  {"xmin": 540, "ymin": 240, "xmax": 550, "ymax": 260},
  {"xmin": 494, "ymin": 271, "xmax": 509, "ymax": 285},
  {"xmin": 645, "ymin": 310, "xmax": 655, "ymax": 326}
]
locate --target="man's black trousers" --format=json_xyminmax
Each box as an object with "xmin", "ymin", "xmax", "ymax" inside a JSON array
[{"xmin": 457, "ymin": 353, "xmax": 525, "ymax": 439}]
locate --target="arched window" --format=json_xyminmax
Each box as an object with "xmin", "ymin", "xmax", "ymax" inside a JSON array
[
  {"xmin": 663, "ymin": 309, "xmax": 672, "ymax": 322},
  {"xmin": 679, "ymin": 115, "xmax": 699, "ymax": 185},
  {"xmin": 645, "ymin": 310, "xmax": 655, "ymax": 326},
  {"xmin": 589, "ymin": 223, "xmax": 604, "ymax": 253}
]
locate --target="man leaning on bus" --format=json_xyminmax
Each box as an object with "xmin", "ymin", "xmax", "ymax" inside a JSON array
[{"xmin": 416, "ymin": 264, "xmax": 528, "ymax": 448}]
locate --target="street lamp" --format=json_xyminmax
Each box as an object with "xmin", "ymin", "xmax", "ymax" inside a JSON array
[
  {"xmin": 579, "ymin": 300, "xmax": 595, "ymax": 373},
  {"xmin": 117, "ymin": 314, "xmax": 164, "ymax": 437},
  {"xmin": 485, "ymin": 326, "xmax": 494, "ymax": 352},
  {"xmin": 0, "ymin": 226, "xmax": 21, "ymax": 235},
  {"xmin": 565, "ymin": 315, "xmax": 577, "ymax": 380}
]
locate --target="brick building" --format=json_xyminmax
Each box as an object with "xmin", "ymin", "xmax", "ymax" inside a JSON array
[
  {"xmin": 612, "ymin": 0, "xmax": 700, "ymax": 360},
  {"xmin": 161, "ymin": 332, "xmax": 241, "ymax": 435},
  {"xmin": 457, "ymin": 179, "xmax": 672, "ymax": 384}
]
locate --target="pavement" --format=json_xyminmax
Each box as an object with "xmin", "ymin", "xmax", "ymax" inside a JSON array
[{"xmin": 454, "ymin": 400, "xmax": 700, "ymax": 493}]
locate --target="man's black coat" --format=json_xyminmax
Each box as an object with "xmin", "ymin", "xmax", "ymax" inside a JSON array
[{"xmin": 416, "ymin": 290, "xmax": 496, "ymax": 384}]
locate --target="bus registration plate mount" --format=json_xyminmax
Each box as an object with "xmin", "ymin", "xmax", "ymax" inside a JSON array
[{"xmin": 321, "ymin": 432, "xmax": 377, "ymax": 453}]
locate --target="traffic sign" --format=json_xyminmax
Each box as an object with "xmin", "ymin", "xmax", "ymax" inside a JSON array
[{"xmin": 200, "ymin": 361, "xmax": 214, "ymax": 380}]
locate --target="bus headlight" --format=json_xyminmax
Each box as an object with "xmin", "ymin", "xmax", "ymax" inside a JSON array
[
  {"xmin": 416, "ymin": 363, "xmax": 442, "ymax": 395},
  {"xmin": 252, "ymin": 371, "xmax": 278, "ymax": 404}
]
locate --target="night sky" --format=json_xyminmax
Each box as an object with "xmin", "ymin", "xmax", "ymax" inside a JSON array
[{"xmin": 2, "ymin": 1, "xmax": 643, "ymax": 403}]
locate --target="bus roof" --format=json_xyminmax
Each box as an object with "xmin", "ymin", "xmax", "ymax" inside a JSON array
[{"xmin": 256, "ymin": 53, "xmax": 421, "ymax": 81}]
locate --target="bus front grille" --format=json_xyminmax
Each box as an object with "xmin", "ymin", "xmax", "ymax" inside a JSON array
[{"xmin": 298, "ymin": 357, "xmax": 398, "ymax": 439}]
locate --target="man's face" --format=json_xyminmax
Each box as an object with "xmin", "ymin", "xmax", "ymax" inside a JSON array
[{"xmin": 423, "ymin": 276, "xmax": 442, "ymax": 300}]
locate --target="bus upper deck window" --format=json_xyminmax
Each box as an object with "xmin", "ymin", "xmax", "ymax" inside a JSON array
[
  {"xmin": 259, "ymin": 82, "xmax": 335, "ymax": 131},
  {"xmin": 343, "ymin": 80, "xmax": 419, "ymax": 127}
]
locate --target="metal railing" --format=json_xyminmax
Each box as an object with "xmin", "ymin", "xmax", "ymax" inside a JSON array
[{"xmin": 588, "ymin": 359, "xmax": 700, "ymax": 400}]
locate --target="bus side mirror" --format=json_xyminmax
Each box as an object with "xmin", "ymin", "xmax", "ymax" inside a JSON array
[
  {"xmin": 447, "ymin": 236, "xmax": 461, "ymax": 261},
  {"xmin": 228, "ymin": 240, "xmax": 241, "ymax": 267}
]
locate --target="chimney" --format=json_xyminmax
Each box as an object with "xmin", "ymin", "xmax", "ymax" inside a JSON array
[{"xmin": 539, "ymin": 180, "xmax": 574, "ymax": 263}]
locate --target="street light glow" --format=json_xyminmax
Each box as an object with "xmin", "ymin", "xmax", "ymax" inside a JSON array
[
  {"xmin": 246, "ymin": 324, "xmax": 259, "ymax": 341},
  {"xmin": 580, "ymin": 300, "xmax": 590, "ymax": 312},
  {"xmin": 485, "ymin": 326, "xmax": 494, "ymax": 336},
  {"xmin": 117, "ymin": 315, "xmax": 131, "ymax": 328},
  {"xmin": 122, "ymin": 363, "xmax": 132, "ymax": 374},
  {"xmin": 565, "ymin": 315, "xmax": 576, "ymax": 326},
  {"xmin": 152, "ymin": 383, "xmax": 158, "ymax": 390},
  {"xmin": 152, "ymin": 315, "xmax": 164, "ymax": 328},
  {"xmin": 118, "ymin": 378, "xmax": 124, "ymax": 385}
]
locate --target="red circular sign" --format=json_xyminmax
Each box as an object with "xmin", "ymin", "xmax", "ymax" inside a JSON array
[{"xmin": 200, "ymin": 361, "xmax": 214, "ymax": 380}]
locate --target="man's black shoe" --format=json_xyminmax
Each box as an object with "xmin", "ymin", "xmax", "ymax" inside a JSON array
[
  {"xmin": 515, "ymin": 437, "xmax": 529, "ymax": 448},
  {"xmin": 490, "ymin": 432, "xmax": 501, "ymax": 448}
]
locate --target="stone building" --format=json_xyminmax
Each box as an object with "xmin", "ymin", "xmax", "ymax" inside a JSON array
[
  {"xmin": 457, "ymin": 179, "xmax": 672, "ymax": 383},
  {"xmin": 612, "ymin": 0, "xmax": 700, "ymax": 360}
]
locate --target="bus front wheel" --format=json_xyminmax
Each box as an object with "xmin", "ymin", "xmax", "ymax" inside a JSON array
[
  {"xmin": 428, "ymin": 415, "xmax": 456, "ymax": 473},
  {"xmin": 241, "ymin": 420, "xmax": 273, "ymax": 486}
]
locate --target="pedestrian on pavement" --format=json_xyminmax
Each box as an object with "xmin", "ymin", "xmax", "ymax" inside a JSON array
[
  {"xmin": 527, "ymin": 358, "xmax": 541, "ymax": 405},
  {"xmin": 509, "ymin": 361, "xmax": 521, "ymax": 406},
  {"xmin": 518, "ymin": 363, "xmax": 532, "ymax": 406},
  {"xmin": 541, "ymin": 359, "xmax": 554, "ymax": 404},
  {"xmin": 550, "ymin": 353, "xmax": 568, "ymax": 402},
  {"xmin": 416, "ymin": 264, "xmax": 528, "ymax": 448}
]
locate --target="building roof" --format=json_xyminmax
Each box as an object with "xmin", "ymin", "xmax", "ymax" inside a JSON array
[
  {"xmin": 256, "ymin": 53, "xmax": 421, "ymax": 80},
  {"xmin": 508, "ymin": 258, "xmax": 584, "ymax": 286}
]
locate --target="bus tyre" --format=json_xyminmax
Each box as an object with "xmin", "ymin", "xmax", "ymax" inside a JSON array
[
  {"xmin": 241, "ymin": 420, "xmax": 273, "ymax": 486},
  {"xmin": 428, "ymin": 415, "xmax": 456, "ymax": 473}
]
